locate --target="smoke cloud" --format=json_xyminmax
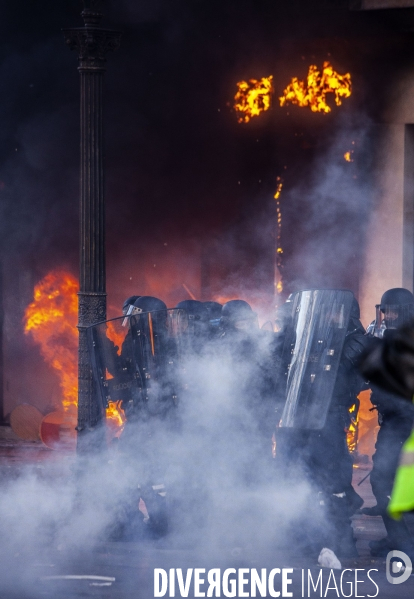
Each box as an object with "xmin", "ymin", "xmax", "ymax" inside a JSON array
[
  {"xmin": 0, "ymin": 321, "xmax": 327, "ymax": 597},
  {"xmin": 281, "ymin": 113, "xmax": 375, "ymax": 296}
]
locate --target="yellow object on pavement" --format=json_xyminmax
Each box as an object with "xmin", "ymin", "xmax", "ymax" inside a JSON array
[{"xmin": 388, "ymin": 426, "xmax": 414, "ymax": 519}]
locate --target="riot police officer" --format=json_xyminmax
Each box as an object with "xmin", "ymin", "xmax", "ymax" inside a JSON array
[
  {"xmin": 220, "ymin": 300, "xmax": 257, "ymax": 333},
  {"xmin": 359, "ymin": 314, "xmax": 414, "ymax": 528},
  {"xmin": 125, "ymin": 295, "xmax": 177, "ymax": 537},
  {"xmin": 122, "ymin": 295, "xmax": 141, "ymax": 315},
  {"xmin": 275, "ymin": 290, "xmax": 369, "ymax": 557},
  {"xmin": 88, "ymin": 295, "xmax": 183, "ymax": 538},
  {"xmin": 176, "ymin": 297, "xmax": 276, "ymax": 535},
  {"xmin": 218, "ymin": 300, "xmax": 278, "ymax": 481},
  {"xmin": 175, "ymin": 300, "xmax": 210, "ymax": 353},
  {"xmin": 203, "ymin": 301, "xmax": 222, "ymax": 337},
  {"xmin": 309, "ymin": 297, "xmax": 367, "ymax": 556},
  {"xmin": 363, "ymin": 288, "xmax": 414, "ymax": 556}
]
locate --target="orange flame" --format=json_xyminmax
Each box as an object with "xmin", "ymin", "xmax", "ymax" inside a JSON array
[
  {"xmin": 211, "ymin": 294, "xmax": 240, "ymax": 305},
  {"xmin": 274, "ymin": 180, "xmax": 283, "ymax": 201},
  {"xmin": 24, "ymin": 270, "xmax": 125, "ymax": 431},
  {"xmin": 234, "ymin": 76, "xmax": 273, "ymax": 123},
  {"xmin": 24, "ymin": 270, "xmax": 79, "ymax": 413},
  {"xmin": 274, "ymin": 177, "xmax": 284, "ymax": 295},
  {"xmin": 106, "ymin": 321, "xmax": 127, "ymax": 356},
  {"xmin": 106, "ymin": 400, "xmax": 126, "ymax": 438},
  {"xmin": 346, "ymin": 402, "xmax": 359, "ymax": 454},
  {"xmin": 344, "ymin": 151, "xmax": 353, "ymax": 162},
  {"xmin": 279, "ymin": 61, "xmax": 351, "ymax": 113}
]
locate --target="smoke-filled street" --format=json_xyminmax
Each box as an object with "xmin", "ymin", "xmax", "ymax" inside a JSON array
[
  {"xmin": 2, "ymin": 1, "xmax": 414, "ymax": 598},
  {"xmin": 0, "ymin": 426, "xmax": 413, "ymax": 598}
]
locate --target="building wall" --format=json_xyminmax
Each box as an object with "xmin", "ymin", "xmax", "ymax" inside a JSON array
[
  {"xmin": 360, "ymin": 71, "xmax": 414, "ymax": 326},
  {"xmin": 360, "ymin": 125, "xmax": 406, "ymax": 326}
]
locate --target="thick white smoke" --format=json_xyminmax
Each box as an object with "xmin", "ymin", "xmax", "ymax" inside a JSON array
[{"xmin": 0, "ymin": 321, "xmax": 325, "ymax": 597}]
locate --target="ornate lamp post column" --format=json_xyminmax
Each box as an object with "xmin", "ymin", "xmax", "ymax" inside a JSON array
[{"xmin": 63, "ymin": 1, "xmax": 121, "ymax": 452}]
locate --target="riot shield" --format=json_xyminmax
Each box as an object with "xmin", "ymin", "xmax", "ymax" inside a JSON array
[
  {"xmin": 88, "ymin": 310, "xmax": 185, "ymax": 419},
  {"xmin": 129, "ymin": 309, "xmax": 185, "ymax": 416},
  {"xmin": 172, "ymin": 308, "xmax": 211, "ymax": 353},
  {"xmin": 279, "ymin": 289, "xmax": 355, "ymax": 429},
  {"xmin": 87, "ymin": 316, "xmax": 144, "ymax": 418}
]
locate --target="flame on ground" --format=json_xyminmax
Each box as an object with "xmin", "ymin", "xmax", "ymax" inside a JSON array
[
  {"xmin": 279, "ymin": 61, "xmax": 351, "ymax": 113},
  {"xmin": 106, "ymin": 400, "xmax": 126, "ymax": 438},
  {"xmin": 346, "ymin": 402, "xmax": 359, "ymax": 454},
  {"xmin": 234, "ymin": 76, "xmax": 273, "ymax": 123},
  {"xmin": 344, "ymin": 151, "xmax": 353, "ymax": 162},
  {"xmin": 24, "ymin": 270, "xmax": 125, "ymax": 432}
]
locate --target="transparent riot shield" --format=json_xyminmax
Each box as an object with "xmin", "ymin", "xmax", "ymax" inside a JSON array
[
  {"xmin": 87, "ymin": 316, "xmax": 144, "ymax": 418},
  {"xmin": 171, "ymin": 309, "xmax": 211, "ymax": 353},
  {"xmin": 279, "ymin": 289, "xmax": 355, "ymax": 429},
  {"xmin": 88, "ymin": 310, "xmax": 186, "ymax": 420},
  {"xmin": 129, "ymin": 309, "xmax": 185, "ymax": 416}
]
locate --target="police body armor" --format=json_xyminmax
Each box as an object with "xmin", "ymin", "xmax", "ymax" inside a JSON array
[
  {"xmin": 278, "ymin": 289, "xmax": 355, "ymax": 430},
  {"xmin": 87, "ymin": 309, "xmax": 186, "ymax": 424}
]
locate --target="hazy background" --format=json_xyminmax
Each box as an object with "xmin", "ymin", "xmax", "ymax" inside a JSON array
[{"xmin": 0, "ymin": 0, "xmax": 412, "ymax": 416}]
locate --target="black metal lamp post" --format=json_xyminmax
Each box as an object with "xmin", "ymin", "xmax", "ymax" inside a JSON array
[{"xmin": 63, "ymin": 1, "xmax": 121, "ymax": 452}]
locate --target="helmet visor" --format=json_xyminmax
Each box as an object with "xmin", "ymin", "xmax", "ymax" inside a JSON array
[{"xmin": 381, "ymin": 304, "xmax": 414, "ymax": 329}]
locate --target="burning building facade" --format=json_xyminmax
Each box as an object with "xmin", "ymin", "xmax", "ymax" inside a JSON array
[
  {"xmin": 0, "ymin": 4, "xmax": 414, "ymax": 593},
  {"xmin": 0, "ymin": 0, "xmax": 414, "ymax": 439}
]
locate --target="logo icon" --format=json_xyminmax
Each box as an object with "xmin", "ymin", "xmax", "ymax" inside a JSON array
[{"xmin": 386, "ymin": 551, "xmax": 413, "ymax": 585}]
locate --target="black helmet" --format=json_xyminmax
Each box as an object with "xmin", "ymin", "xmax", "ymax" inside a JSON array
[
  {"xmin": 380, "ymin": 288, "xmax": 414, "ymax": 311},
  {"xmin": 175, "ymin": 300, "xmax": 209, "ymax": 322},
  {"xmin": 122, "ymin": 295, "xmax": 141, "ymax": 314},
  {"xmin": 132, "ymin": 296, "xmax": 168, "ymax": 340},
  {"xmin": 220, "ymin": 300, "xmax": 257, "ymax": 331},
  {"xmin": 379, "ymin": 288, "xmax": 414, "ymax": 330},
  {"xmin": 203, "ymin": 301, "xmax": 222, "ymax": 320},
  {"xmin": 274, "ymin": 300, "xmax": 293, "ymax": 332},
  {"xmin": 350, "ymin": 297, "xmax": 360, "ymax": 320},
  {"xmin": 175, "ymin": 300, "xmax": 209, "ymax": 338},
  {"xmin": 347, "ymin": 296, "xmax": 365, "ymax": 333},
  {"xmin": 133, "ymin": 296, "xmax": 167, "ymax": 313}
]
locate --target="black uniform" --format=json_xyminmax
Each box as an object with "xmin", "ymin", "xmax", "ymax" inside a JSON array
[
  {"xmin": 305, "ymin": 314, "xmax": 368, "ymax": 555},
  {"xmin": 88, "ymin": 296, "xmax": 183, "ymax": 539},
  {"xmin": 366, "ymin": 387, "xmax": 414, "ymax": 553},
  {"xmin": 194, "ymin": 300, "xmax": 279, "ymax": 536},
  {"xmin": 275, "ymin": 292, "xmax": 369, "ymax": 557},
  {"xmin": 219, "ymin": 326, "xmax": 279, "ymax": 482},
  {"xmin": 218, "ymin": 300, "xmax": 279, "ymax": 458},
  {"xmin": 362, "ymin": 288, "xmax": 414, "ymax": 555},
  {"xmin": 203, "ymin": 301, "xmax": 223, "ymax": 338}
]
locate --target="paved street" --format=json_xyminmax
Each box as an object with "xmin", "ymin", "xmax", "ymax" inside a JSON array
[{"xmin": 0, "ymin": 428, "xmax": 413, "ymax": 599}]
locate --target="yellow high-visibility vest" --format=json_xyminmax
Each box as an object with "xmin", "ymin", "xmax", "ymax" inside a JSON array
[{"xmin": 388, "ymin": 426, "xmax": 414, "ymax": 519}]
